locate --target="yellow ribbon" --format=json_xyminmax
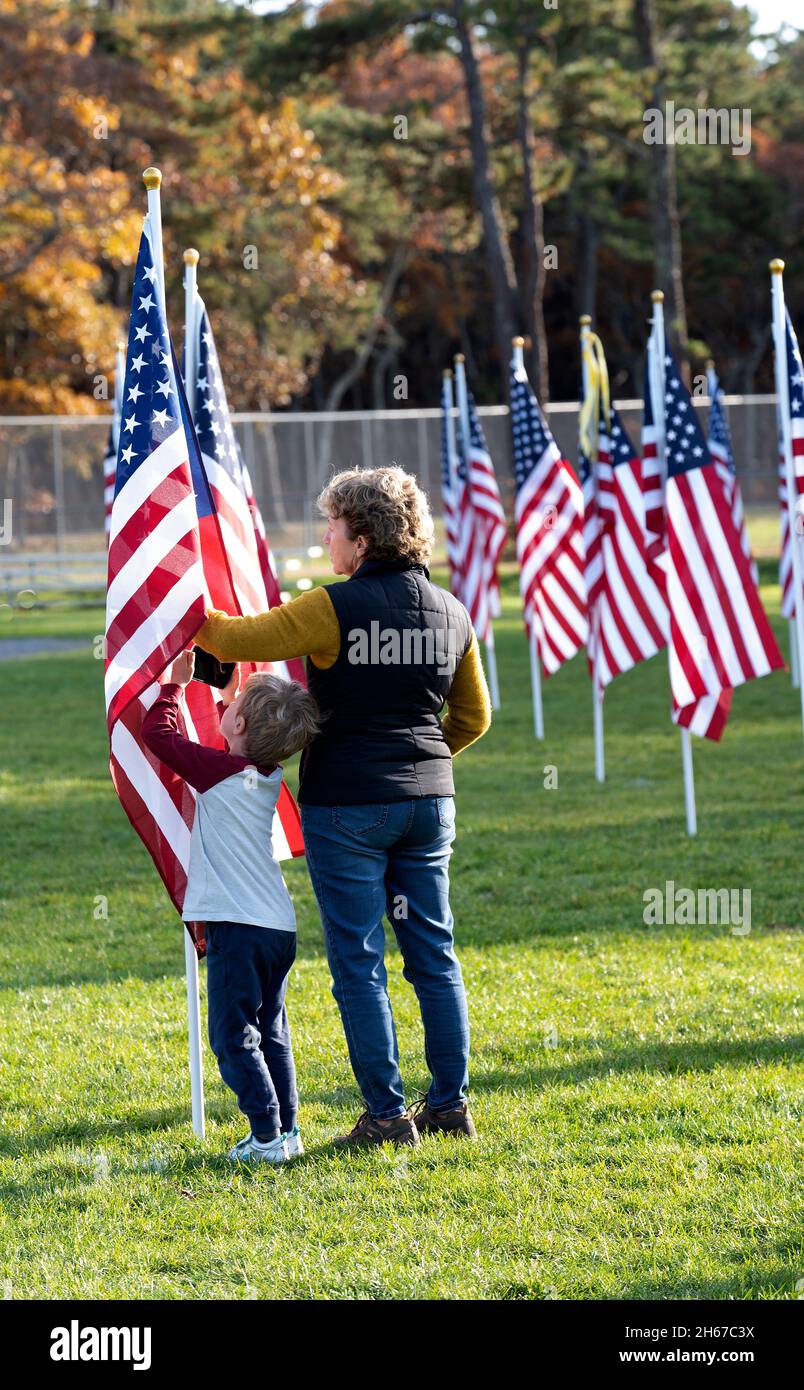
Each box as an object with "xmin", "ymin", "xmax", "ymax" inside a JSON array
[{"xmin": 579, "ymin": 331, "xmax": 611, "ymax": 464}]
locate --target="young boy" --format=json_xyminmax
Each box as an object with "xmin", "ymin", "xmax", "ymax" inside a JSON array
[{"xmin": 141, "ymin": 650, "xmax": 319, "ymax": 1164}]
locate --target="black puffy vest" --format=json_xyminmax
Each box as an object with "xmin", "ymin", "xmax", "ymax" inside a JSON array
[{"xmin": 298, "ymin": 559, "xmax": 473, "ymax": 806}]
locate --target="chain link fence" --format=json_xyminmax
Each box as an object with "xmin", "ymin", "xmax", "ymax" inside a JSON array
[{"xmin": 0, "ymin": 397, "xmax": 781, "ymax": 595}]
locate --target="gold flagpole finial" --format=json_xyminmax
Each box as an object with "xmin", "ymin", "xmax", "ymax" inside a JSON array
[
  {"xmin": 116, "ymin": 340, "xmax": 126, "ymax": 354},
  {"xmin": 454, "ymin": 353, "xmax": 465, "ymax": 364},
  {"xmin": 512, "ymin": 335, "xmax": 525, "ymax": 347},
  {"xmin": 143, "ymin": 167, "xmax": 162, "ymax": 190},
  {"xmin": 579, "ymin": 315, "xmax": 592, "ymax": 327},
  {"xmin": 442, "ymin": 368, "xmax": 452, "ymax": 379},
  {"xmin": 769, "ymin": 258, "xmax": 785, "ymax": 275},
  {"xmin": 705, "ymin": 358, "xmax": 715, "ymax": 371},
  {"xmin": 651, "ymin": 290, "xmax": 664, "ymax": 303},
  {"xmin": 184, "ymin": 248, "xmax": 200, "ymax": 267}
]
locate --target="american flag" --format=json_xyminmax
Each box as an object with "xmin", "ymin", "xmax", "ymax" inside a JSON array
[
  {"xmin": 440, "ymin": 371, "xmax": 463, "ymax": 597},
  {"xmin": 103, "ymin": 347, "xmax": 125, "ymax": 543},
  {"xmin": 640, "ymin": 355, "xmax": 666, "ymax": 560},
  {"xmin": 453, "ymin": 416, "xmax": 490, "ymax": 639},
  {"xmin": 707, "ymin": 366, "xmax": 758, "ymax": 585},
  {"xmin": 510, "ymin": 360, "xmax": 587, "ymax": 674},
  {"xmin": 105, "ymin": 223, "xmax": 303, "ymax": 929},
  {"xmin": 777, "ymin": 312, "xmax": 804, "ymax": 623},
  {"xmin": 579, "ymin": 394, "xmax": 668, "ymax": 693},
  {"xmin": 189, "ymin": 299, "xmax": 305, "ymax": 685},
  {"xmin": 657, "ymin": 346, "xmax": 784, "ymax": 739},
  {"xmin": 459, "ymin": 382, "xmax": 506, "ymax": 617}
]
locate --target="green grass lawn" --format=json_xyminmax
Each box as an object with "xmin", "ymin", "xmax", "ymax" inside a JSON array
[{"xmin": 0, "ymin": 558, "xmax": 801, "ymax": 1300}]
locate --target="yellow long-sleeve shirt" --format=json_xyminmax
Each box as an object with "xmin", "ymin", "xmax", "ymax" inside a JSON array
[{"xmin": 195, "ymin": 585, "xmax": 491, "ymax": 756}]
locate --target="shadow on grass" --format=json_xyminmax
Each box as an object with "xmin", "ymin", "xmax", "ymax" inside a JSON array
[{"xmin": 302, "ymin": 1032, "xmax": 802, "ymax": 1109}]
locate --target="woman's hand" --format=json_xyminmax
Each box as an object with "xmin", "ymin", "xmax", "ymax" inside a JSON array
[{"xmin": 219, "ymin": 662, "xmax": 242, "ymax": 707}]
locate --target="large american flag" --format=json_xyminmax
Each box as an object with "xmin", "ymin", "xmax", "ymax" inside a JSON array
[
  {"xmin": 580, "ymin": 394, "xmax": 668, "ymax": 693},
  {"xmin": 778, "ymin": 312, "xmax": 804, "ymax": 623},
  {"xmin": 189, "ymin": 298, "xmax": 305, "ymax": 685},
  {"xmin": 510, "ymin": 360, "xmax": 587, "ymax": 674},
  {"xmin": 440, "ymin": 371, "xmax": 463, "ymax": 597},
  {"xmin": 105, "ymin": 223, "xmax": 303, "ymax": 929},
  {"xmin": 657, "ymin": 346, "xmax": 784, "ymax": 739},
  {"xmin": 707, "ymin": 367, "xmax": 758, "ymax": 585},
  {"xmin": 460, "ymin": 383, "xmax": 506, "ymax": 618},
  {"xmin": 103, "ymin": 347, "xmax": 124, "ymax": 543}
]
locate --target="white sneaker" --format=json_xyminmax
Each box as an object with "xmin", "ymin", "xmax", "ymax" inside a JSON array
[
  {"xmin": 284, "ymin": 1125, "xmax": 304, "ymax": 1158},
  {"xmin": 227, "ymin": 1132, "xmax": 289, "ymax": 1164}
]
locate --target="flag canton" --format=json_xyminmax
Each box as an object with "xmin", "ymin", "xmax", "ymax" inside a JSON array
[
  {"xmin": 580, "ymin": 400, "xmax": 636, "ymax": 479},
  {"xmin": 609, "ymin": 406, "xmax": 636, "ymax": 467},
  {"xmin": 194, "ymin": 308, "xmax": 243, "ymax": 477},
  {"xmin": 115, "ymin": 232, "xmax": 182, "ymax": 493},
  {"xmin": 663, "ymin": 349, "xmax": 710, "ymax": 477},
  {"xmin": 466, "ymin": 387, "xmax": 489, "ymax": 453},
  {"xmin": 510, "ymin": 369, "xmax": 555, "ymax": 488},
  {"xmin": 786, "ymin": 311, "xmax": 804, "ymax": 420},
  {"xmin": 455, "ymin": 413, "xmax": 470, "ymax": 483},
  {"xmin": 708, "ymin": 374, "xmax": 735, "ymax": 471}
]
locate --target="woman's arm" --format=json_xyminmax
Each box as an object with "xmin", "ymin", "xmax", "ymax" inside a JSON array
[
  {"xmin": 442, "ymin": 632, "xmax": 492, "ymax": 755},
  {"xmin": 194, "ymin": 586, "xmax": 340, "ymax": 669}
]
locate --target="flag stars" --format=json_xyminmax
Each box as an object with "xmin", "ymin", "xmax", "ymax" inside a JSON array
[
  {"xmin": 138, "ymin": 294, "xmax": 155, "ymax": 313},
  {"xmin": 133, "ymin": 324, "xmax": 151, "ymax": 343},
  {"xmin": 130, "ymin": 353, "xmax": 146, "ymax": 373}
]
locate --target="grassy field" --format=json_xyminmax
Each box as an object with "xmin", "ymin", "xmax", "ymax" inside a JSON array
[{"xmin": 0, "ymin": 554, "xmax": 801, "ymax": 1301}]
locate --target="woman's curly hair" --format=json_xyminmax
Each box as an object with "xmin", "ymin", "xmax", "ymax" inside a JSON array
[{"xmin": 317, "ymin": 465, "xmax": 434, "ymax": 567}]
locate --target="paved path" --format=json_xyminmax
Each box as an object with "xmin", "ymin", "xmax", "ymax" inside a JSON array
[{"xmin": 0, "ymin": 637, "xmax": 87, "ymax": 661}]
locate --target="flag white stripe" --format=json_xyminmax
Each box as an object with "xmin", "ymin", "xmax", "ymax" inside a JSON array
[{"xmin": 105, "ymin": 561, "xmax": 206, "ymax": 708}]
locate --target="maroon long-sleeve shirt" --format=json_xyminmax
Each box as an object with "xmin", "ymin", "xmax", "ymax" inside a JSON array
[{"xmin": 141, "ymin": 685, "xmax": 295, "ymax": 930}]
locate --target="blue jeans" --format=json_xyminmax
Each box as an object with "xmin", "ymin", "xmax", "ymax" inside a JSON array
[
  {"xmin": 301, "ymin": 796, "xmax": 470, "ymax": 1120},
  {"xmin": 206, "ymin": 922, "xmax": 298, "ymax": 1138}
]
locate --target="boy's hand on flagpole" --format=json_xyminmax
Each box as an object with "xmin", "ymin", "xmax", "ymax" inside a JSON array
[{"xmin": 220, "ymin": 661, "xmax": 241, "ymax": 707}]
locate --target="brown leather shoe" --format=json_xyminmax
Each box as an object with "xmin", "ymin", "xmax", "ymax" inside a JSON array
[
  {"xmin": 333, "ymin": 1109, "xmax": 420, "ymax": 1149},
  {"xmin": 409, "ymin": 1099, "xmax": 477, "ymax": 1139}
]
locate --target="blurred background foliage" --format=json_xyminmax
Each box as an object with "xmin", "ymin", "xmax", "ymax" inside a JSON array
[{"xmin": 0, "ymin": 0, "xmax": 801, "ymax": 413}]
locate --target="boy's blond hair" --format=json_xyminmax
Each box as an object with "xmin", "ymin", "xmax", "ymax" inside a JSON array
[{"xmin": 239, "ymin": 673, "xmax": 319, "ymax": 766}]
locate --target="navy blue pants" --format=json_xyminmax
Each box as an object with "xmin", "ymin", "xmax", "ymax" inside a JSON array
[{"xmin": 205, "ymin": 922, "xmax": 298, "ymax": 1138}]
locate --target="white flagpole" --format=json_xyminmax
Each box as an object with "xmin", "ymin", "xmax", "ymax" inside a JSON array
[
  {"xmin": 143, "ymin": 168, "xmax": 206, "ymax": 1138},
  {"xmin": 771, "ymin": 259, "xmax": 804, "ymax": 736},
  {"xmin": 529, "ymin": 625, "xmax": 544, "ymax": 739},
  {"xmin": 184, "ymin": 933, "xmax": 205, "ymax": 1138},
  {"xmin": 651, "ymin": 290, "xmax": 697, "ymax": 834},
  {"xmin": 511, "ymin": 337, "xmax": 543, "ymax": 737},
  {"xmin": 791, "ymin": 622, "xmax": 800, "ymax": 689},
  {"xmin": 183, "ymin": 248, "xmax": 200, "ymax": 416},
  {"xmin": 580, "ymin": 315, "xmax": 605, "ymax": 783},
  {"xmin": 454, "ymin": 353, "xmax": 500, "ymax": 709},
  {"xmin": 143, "ymin": 167, "xmax": 166, "ymax": 315}
]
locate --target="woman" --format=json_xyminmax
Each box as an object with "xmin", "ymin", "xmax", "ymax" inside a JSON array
[{"xmin": 195, "ymin": 466, "xmax": 491, "ymax": 1147}]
